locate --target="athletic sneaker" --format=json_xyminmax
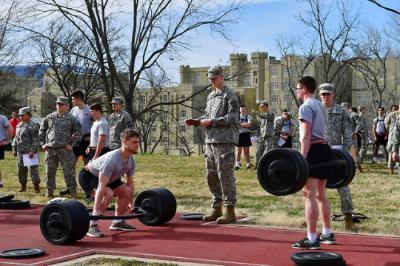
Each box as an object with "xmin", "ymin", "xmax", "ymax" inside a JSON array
[
  {"xmin": 319, "ymin": 233, "xmax": 336, "ymax": 244},
  {"xmin": 292, "ymin": 238, "xmax": 320, "ymax": 250},
  {"xmin": 109, "ymin": 221, "xmax": 136, "ymax": 231},
  {"xmin": 87, "ymin": 225, "xmax": 104, "ymax": 237}
]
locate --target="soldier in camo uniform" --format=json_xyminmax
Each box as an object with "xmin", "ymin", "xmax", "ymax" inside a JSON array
[
  {"xmin": 39, "ymin": 97, "xmax": 82, "ymax": 198},
  {"xmin": 348, "ymin": 107, "xmax": 362, "ymax": 171},
  {"xmin": 185, "ymin": 65, "xmax": 239, "ymax": 224},
  {"xmin": 388, "ymin": 111, "xmax": 400, "ymax": 171},
  {"xmin": 319, "ymin": 84, "xmax": 356, "ymax": 231},
  {"xmin": 385, "ymin": 105, "xmax": 399, "ymax": 174},
  {"xmin": 254, "ymin": 101, "xmax": 276, "ymax": 169},
  {"xmin": 355, "ymin": 106, "xmax": 369, "ymax": 165},
  {"xmin": 108, "ymin": 97, "xmax": 133, "ymax": 150},
  {"xmin": 11, "ymin": 107, "xmax": 41, "ymax": 193}
]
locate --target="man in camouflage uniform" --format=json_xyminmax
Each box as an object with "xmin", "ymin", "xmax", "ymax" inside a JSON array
[
  {"xmin": 254, "ymin": 101, "xmax": 275, "ymax": 169},
  {"xmin": 348, "ymin": 107, "xmax": 361, "ymax": 171},
  {"xmin": 385, "ymin": 105, "xmax": 399, "ymax": 174},
  {"xmin": 11, "ymin": 107, "xmax": 41, "ymax": 193},
  {"xmin": 186, "ymin": 65, "xmax": 239, "ymax": 224},
  {"xmin": 108, "ymin": 97, "xmax": 133, "ymax": 150},
  {"xmin": 39, "ymin": 97, "xmax": 82, "ymax": 198},
  {"xmin": 319, "ymin": 83, "xmax": 356, "ymax": 231},
  {"xmin": 356, "ymin": 106, "xmax": 369, "ymax": 165}
]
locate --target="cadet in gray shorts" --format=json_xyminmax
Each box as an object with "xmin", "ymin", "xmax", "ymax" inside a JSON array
[{"xmin": 81, "ymin": 129, "xmax": 139, "ymax": 238}]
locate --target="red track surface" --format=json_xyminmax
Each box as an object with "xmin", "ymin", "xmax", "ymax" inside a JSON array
[{"xmin": 0, "ymin": 205, "xmax": 399, "ymax": 266}]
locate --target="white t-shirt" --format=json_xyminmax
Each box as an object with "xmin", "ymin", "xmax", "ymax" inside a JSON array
[
  {"xmin": 90, "ymin": 117, "xmax": 110, "ymax": 148},
  {"xmin": 0, "ymin": 115, "xmax": 10, "ymax": 142},
  {"xmin": 70, "ymin": 105, "xmax": 92, "ymax": 135}
]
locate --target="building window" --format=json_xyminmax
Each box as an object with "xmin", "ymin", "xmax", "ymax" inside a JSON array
[
  {"xmin": 304, "ymin": 67, "xmax": 310, "ymax": 75},
  {"xmin": 193, "ymin": 73, "xmax": 200, "ymax": 85},
  {"xmin": 253, "ymin": 60, "xmax": 258, "ymax": 65},
  {"xmin": 162, "ymin": 136, "xmax": 168, "ymax": 144},
  {"xmin": 180, "ymin": 109, "xmax": 187, "ymax": 118},
  {"xmin": 283, "ymin": 68, "xmax": 289, "ymax": 76},
  {"xmin": 243, "ymin": 73, "xmax": 250, "ymax": 86},
  {"xmin": 180, "ymin": 125, "xmax": 186, "ymax": 132},
  {"xmin": 271, "ymin": 95, "xmax": 278, "ymax": 103},
  {"xmin": 253, "ymin": 71, "xmax": 257, "ymax": 76},
  {"xmin": 270, "ymin": 82, "xmax": 279, "ymax": 90},
  {"xmin": 270, "ymin": 67, "xmax": 278, "ymax": 77},
  {"xmin": 152, "ymin": 126, "xmax": 156, "ymax": 132},
  {"xmin": 151, "ymin": 137, "xmax": 157, "ymax": 143}
]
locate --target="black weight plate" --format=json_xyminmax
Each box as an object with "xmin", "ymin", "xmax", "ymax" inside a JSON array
[
  {"xmin": 40, "ymin": 200, "xmax": 89, "ymax": 245},
  {"xmin": 291, "ymin": 252, "xmax": 346, "ymax": 266},
  {"xmin": 180, "ymin": 213, "xmax": 205, "ymax": 220},
  {"xmin": 257, "ymin": 148, "xmax": 308, "ymax": 196},
  {"xmin": 153, "ymin": 188, "xmax": 177, "ymax": 223},
  {"xmin": 326, "ymin": 148, "xmax": 355, "ymax": 189},
  {"xmin": 134, "ymin": 190, "xmax": 164, "ymax": 226},
  {"xmin": 0, "ymin": 194, "xmax": 14, "ymax": 203},
  {"xmin": 0, "ymin": 248, "xmax": 45, "ymax": 259},
  {"xmin": 0, "ymin": 200, "xmax": 31, "ymax": 210}
]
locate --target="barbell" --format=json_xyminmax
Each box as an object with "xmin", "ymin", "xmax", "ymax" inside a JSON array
[
  {"xmin": 257, "ymin": 148, "xmax": 356, "ymax": 196},
  {"xmin": 40, "ymin": 188, "xmax": 176, "ymax": 245}
]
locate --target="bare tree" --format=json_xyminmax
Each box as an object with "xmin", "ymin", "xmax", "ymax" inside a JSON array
[
  {"xmin": 367, "ymin": 0, "xmax": 400, "ymax": 16},
  {"xmin": 298, "ymin": 0, "xmax": 360, "ymax": 102},
  {"xmin": 26, "ymin": 0, "xmax": 241, "ymax": 117},
  {"xmin": 350, "ymin": 28, "xmax": 394, "ymax": 108},
  {"xmin": 30, "ymin": 19, "xmax": 102, "ymax": 104}
]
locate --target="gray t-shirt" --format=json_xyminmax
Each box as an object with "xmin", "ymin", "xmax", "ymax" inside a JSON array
[
  {"xmin": 239, "ymin": 114, "xmax": 252, "ymax": 134},
  {"xmin": 88, "ymin": 149, "xmax": 135, "ymax": 183},
  {"xmin": 70, "ymin": 105, "xmax": 92, "ymax": 135},
  {"xmin": 0, "ymin": 114, "xmax": 10, "ymax": 142},
  {"xmin": 298, "ymin": 97, "xmax": 328, "ymax": 141},
  {"xmin": 90, "ymin": 117, "xmax": 110, "ymax": 148}
]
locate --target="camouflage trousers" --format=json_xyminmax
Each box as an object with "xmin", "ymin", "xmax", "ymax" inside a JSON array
[
  {"xmin": 205, "ymin": 143, "xmax": 236, "ymax": 207},
  {"xmin": 16, "ymin": 152, "xmax": 40, "ymax": 185},
  {"xmin": 255, "ymin": 136, "xmax": 276, "ymax": 168},
  {"xmin": 45, "ymin": 147, "xmax": 76, "ymax": 190},
  {"xmin": 336, "ymin": 185, "xmax": 354, "ymax": 214},
  {"xmin": 357, "ymin": 135, "xmax": 368, "ymax": 165}
]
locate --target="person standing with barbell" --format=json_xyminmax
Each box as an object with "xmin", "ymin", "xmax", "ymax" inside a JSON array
[
  {"xmin": 185, "ymin": 65, "xmax": 240, "ymax": 224},
  {"xmin": 291, "ymin": 76, "xmax": 334, "ymax": 250},
  {"xmin": 319, "ymin": 83, "xmax": 356, "ymax": 231}
]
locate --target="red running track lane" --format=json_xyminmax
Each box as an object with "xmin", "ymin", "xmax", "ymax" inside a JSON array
[{"xmin": 0, "ymin": 205, "xmax": 399, "ymax": 266}]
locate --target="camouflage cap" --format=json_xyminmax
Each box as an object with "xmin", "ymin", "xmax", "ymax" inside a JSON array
[
  {"xmin": 319, "ymin": 83, "xmax": 335, "ymax": 94},
  {"xmin": 207, "ymin": 65, "xmax": 224, "ymax": 79},
  {"xmin": 18, "ymin": 107, "xmax": 31, "ymax": 116},
  {"xmin": 111, "ymin": 96, "xmax": 124, "ymax": 104},
  {"xmin": 259, "ymin": 100, "xmax": 268, "ymax": 106},
  {"xmin": 56, "ymin": 96, "xmax": 69, "ymax": 105}
]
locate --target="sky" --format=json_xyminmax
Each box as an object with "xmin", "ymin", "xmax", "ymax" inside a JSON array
[{"xmin": 162, "ymin": 0, "xmax": 398, "ymax": 82}]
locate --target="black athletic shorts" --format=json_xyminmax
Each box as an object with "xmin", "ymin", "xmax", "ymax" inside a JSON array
[
  {"xmin": 87, "ymin": 147, "xmax": 111, "ymax": 161},
  {"xmin": 0, "ymin": 145, "xmax": 5, "ymax": 160},
  {"xmin": 306, "ymin": 143, "xmax": 332, "ymax": 179},
  {"xmin": 73, "ymin": 134, "xmax": 90, "ymax": 158},
  {"xmin": 236, "ymin": 132, "xmax": 252, "ymax": 147},
  {"xmin": 374, "ymin": 134, "xmax": 387, "ymax": 146},
  {"xmin": 78, "ymin": 168, "xmax": 124, "ymax": 197}
]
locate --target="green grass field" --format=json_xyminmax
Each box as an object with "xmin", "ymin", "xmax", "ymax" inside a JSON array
[{"xmin": 1, "ymin": 151, "xmax": 399, "ymax": 236}]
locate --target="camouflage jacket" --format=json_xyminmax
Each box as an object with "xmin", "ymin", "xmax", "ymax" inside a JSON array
[
  {"xmin": 386, "ymin": 111, "xmax": 399, "ymax": 151},
  {"xmin": 348, "ymin": 112, "xmax": 359, "ymax": 134},
  {"xmin": 12, "ymin": 120, "xmax": 40, "ymax": 153},
  {"xmin": 355, "ymin": 114, "xmax": 369, "ymax": 137},
  {"xmin": 255, "ymin": 111, "xmax": 275, "ymax": 139},
  {"xmin": 198, "ymin": 86, "xmax": 239, "ymax": 144},
  {"xmin": 39, "ymin": 111, "xmax": 82, "ymax": 148},
  {"xmin": 108, "ymin": 111, "xmax": 133, "ymax": 149},
  {"xmin": 326, "ymin": 103, "xmax": 352, "ymax": 151}
]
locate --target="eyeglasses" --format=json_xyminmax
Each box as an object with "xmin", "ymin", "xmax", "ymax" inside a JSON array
[{"xmin": 56, "ymin": 102, "xmax": 66, "ymax": 106}]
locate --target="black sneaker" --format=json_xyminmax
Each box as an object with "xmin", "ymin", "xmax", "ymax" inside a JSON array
[
  {"xmin": 319, "ymin": 233, "xmax": 336, "ymax": 244},
  {"xmin": 87, "ymin": 225, "xmax": 104, "ymax": 237},
  {"xmin": 235, "ymin": 166, "xmax": 241, "ymax": 170},
  {"xmin": 246, "ymin": 165, "xmax": 251, "ymax": 170},
  {"xmin": 292, "ymin": 237, "xmax": 320, "ymax": 250}
]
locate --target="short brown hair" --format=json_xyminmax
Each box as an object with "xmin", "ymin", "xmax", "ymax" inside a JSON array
[
  {"xmin": 120, "ymin": 129, "xmax": 140, "ymax": 140},
  {"xmin": 298, "ymin": 76, "xmax": 316, "ymax": 94},
  {"xmin": 90, "ymin": 103, "xmax": 103, "ymax": 113}
]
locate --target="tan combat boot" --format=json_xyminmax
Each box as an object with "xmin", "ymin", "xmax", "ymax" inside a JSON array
[
  {"xmin": 19, "ymin": 183, "xmax": 27, "ymax": 192},
  {"xmin": 69, "ymin": 188, "xmax": 77, "ymax": 199},
  {"xmin": 47, "ymin": 189, "xmax": 54, "ymax": 198},
  {"xmin": 216, "ymin": 206, "xmax": 236, "ymax": 224},
  {"xmin": 345, "ymin": 213, "xmax": 355, "ymax": 231},
  {"xmin": 203, "ymin": 206, "xmax": 223, "ymax": 222},
  {"xmin": 34, "ymin": 183, "xmax": 41, "ymax": 193}
]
